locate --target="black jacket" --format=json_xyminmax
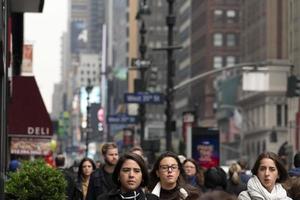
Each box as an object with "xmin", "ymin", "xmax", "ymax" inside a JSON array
[
  {"xmin": 97, "ymin": 189, "xmax": 159, "ymax": 200},
  {"xmin": 72, "ymin": 178, "xmax": 84, "ymax": 200},
  {"xmin": 58, "ymin": 168, "xmax": 76, "ymax": 200},
  {"xmin": 86, "ymin": 166, "xmax": 117, "ymax": 200},
  {"xmin": 225, "ymin": 179, "xmax": 247, "ymax": 196}
]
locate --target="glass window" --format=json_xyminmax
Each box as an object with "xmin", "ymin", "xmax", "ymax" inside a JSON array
[
  {"xmin": 284, "ymin": 104, "xmax": 288, "ymax": 126},
  {"xmin": 226, "ymin": 56, "xmax": 236, "ymax": 66},
  {"xmin": 227, "ymin": 10, "xmax": 236, "ymax": 18},
  {"xmin": 226, "ymin": 10, "xmax": 237, "ymax": 23},
  {"xmin": 226, "ymin": 33, "xmax": 236, "ymax": 47},
  {"xmin": 213, "ymin": 56, "xmax": 223, "ymax": 69},
  {"xmin": 276, "ymin": 104, "xmax": 282, "ymax": 126},
  {"xmin": 257, "ymin": 141, "xmax": 261, "ymax": 155},
  {"xmin": 213, "ymin": 33, "xmax": 223, "ymax": 46},
  {"xmin": 214, "ymin": 9, "xmax": 223, "ymax": 22}
]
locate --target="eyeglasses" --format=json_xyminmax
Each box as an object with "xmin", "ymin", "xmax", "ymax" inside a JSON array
[{"xmin": 159, "ymin": 164, "xmax": 179, "ymax": 172}]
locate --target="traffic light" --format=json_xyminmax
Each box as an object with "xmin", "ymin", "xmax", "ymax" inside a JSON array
[
  {"xmin": 287, "ymin": 75, "xmax": 300, "ymax": 97},
  {"xmin": 97, "ymin": 107, "xmax": 104, "ymax": 132},
  {"xmin": 147, "ymin": 67, "xmax": 158, "ymax": 90}
]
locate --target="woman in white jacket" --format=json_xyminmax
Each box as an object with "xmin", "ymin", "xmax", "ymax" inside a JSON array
[{"xmin": 238, "ymin": 152, "xmax": 292, "ymax": 200}]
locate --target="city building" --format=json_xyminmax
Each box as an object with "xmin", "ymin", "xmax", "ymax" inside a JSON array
[{"xmin": 236, "ymin": 0, "xmax": 290, "ymax": 165}]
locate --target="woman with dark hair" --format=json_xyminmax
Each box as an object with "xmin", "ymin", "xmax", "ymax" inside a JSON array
[
  {"xmin": 204, "ymin": 166, "xmax": 227, "ymax": 191},
  {"xmin": 182, "ymin": 158, "xmax": 206, "ymax": 192},
  {"xmin": 238, "ymin": 152, "xmax": 292, "ymax": 200},
  {"xmin": 74, "ymin": 157, "xmax": 96, "ymax": 200},
  {"xmin": 97, "ymin": 152, "xmax": 158, "ymax": 200},
  {"xmin": 149, "ymin": 151, "xmax": 201, "ymax": 200}
]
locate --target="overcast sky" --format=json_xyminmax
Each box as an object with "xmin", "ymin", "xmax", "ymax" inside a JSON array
[{"xmin": 24, "ymin": 0, "xmax": 68, "ymax": 112}]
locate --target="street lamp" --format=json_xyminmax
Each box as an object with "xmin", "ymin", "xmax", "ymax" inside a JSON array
[
  {"xmin": 152, "ymin": 0, "xmax": 181, "ymax": 151},
  {"xmin": 135, "ymin": 0, "xmax": 151, "ymax": 148},
  {"xmin": 85, "ymin": 78, "xmax": 93, "ymax": 157}
]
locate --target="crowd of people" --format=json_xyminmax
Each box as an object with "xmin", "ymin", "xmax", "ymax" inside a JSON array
[{"xmin": 8, "ymin": 142, "xmax": 300, "ymax": 200}]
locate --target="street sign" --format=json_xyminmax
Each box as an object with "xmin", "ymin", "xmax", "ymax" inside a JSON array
[
  {"xmin": 131, "ymin": 58, "xmax": 151, "ymax": 68},
  {"xmin": 124, "ymin": 92, "xmax": 164, "ymax": 104},
  {"xmin": 107, "ymin": 115, "xmax": 138, "ymax": 124}
]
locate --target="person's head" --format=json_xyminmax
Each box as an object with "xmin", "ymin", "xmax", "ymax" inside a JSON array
[
  {"xmin": 95, "ymin": 160, "xmax": 102, "ymax": 168},
  {"xmin": 55, "ymin": 154, "xmax": 65, "ymax": 168},
  {"xmin": 238, "ymin": 159, "xmax": 248, "ymax": 170},
  {"xmin": 294, "ymin": 152, "xmax": 300, "ymax": 168},
  {"xmin": 129, "ymin": 146, "xmax": 144, "ymax": 157},
  {"xmin": 204, "ymin": 167, "xmax": 227, "ymax": 190},
  {"xmin": 102, "ymin": 142, "xmax": 119, "ymax": 166},
  {"xmin": 285, "ymin": 177, "xmax": 300, "ymax": 200},
  {"xmin": 183, "ymin": 158, "xmax": 199, "ymax": 177},
  {"xmin": 197, "ymin": 141, "xmax": 213, "ymax": 160},
  {"xmin": 228, "ymin": 163, "xmax": 242, "ymax": 184},
  {"xmin": 9, "ymin": 160, "xmax": 21, "ymax": 172},
  {"xmin": 112, "ymin": 152, "xmax": 149, "ymax": 193},
  {"xmin": 78, "ymin": 157, "xmax": 96, "ymax": 179},
  {"xmin": 251, "ymin": 152, "xmax": 288, "ymax": 192},
  {"xmin": 199, "ymin": 190, "xmax": 237, "ymax": 200},
  {"xmin": 150, "ymin": 151, "xmax": 184, "ymax": 190}
]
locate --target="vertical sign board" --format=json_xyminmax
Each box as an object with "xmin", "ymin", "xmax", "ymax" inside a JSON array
[{"xmin": 192, "ymin": 127, "xmax": 220, "ymax": 169}]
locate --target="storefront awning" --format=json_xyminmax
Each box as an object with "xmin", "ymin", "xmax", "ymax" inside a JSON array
[{"xmin": 8, "ymin": 76, "xmax": 53, "ymax": 137}]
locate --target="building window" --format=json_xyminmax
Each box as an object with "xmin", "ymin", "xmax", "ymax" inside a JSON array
[
  {"xmin": 226, "ymin": 10, "xmax": 237, "ymax": 23},
  {"xmin": 226, "ymin": 33, "xmax": 236, "ymax": 47},
  {"xmin": 284, "ymin": 104, "xmax": 288, "ymax": 126},
  {"xmin": 276, "ymin": 104, "xmax": 282, "ymax": 126},
  {"xmin": 214, "ymin": 9, "xmax": 223, "ymax": 22},
  {"xmin": 262, "ymin": 140, "xmax": 266, "ymax": 152},
  {"xmin": 213, "ymin": 56, "xmax": 223, "ymax": 69},
  {"xmin": 226, "ymin": 56, "xmax": 236, "ymax": 66},
  {"xmin": 213, "ymin": 33, "xmax": 223, "ymax": 46}
]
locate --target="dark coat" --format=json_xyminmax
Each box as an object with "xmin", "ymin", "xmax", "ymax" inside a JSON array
[
  {"xmin": 225, "ymin": 179, "xmax": 247, "ymax": 196},
  {"xmin": 97, "ymin": 189, "xmax": 159, "ymax": 200},
  {"xmin": 58, "ymin": 168, "xmax": 76, "ymax": 200},
  {"xmin": 72, "ymin": 178, "xmax": 84, "ymax": 200},
  {"xmin": 86, "ymin": 166, "xmax": 117, "ymax": 200}
]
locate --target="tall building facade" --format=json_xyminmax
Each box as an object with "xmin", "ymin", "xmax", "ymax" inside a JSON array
[
  {"xmin": 87, "ymin": 0, "xmax": 105, "ymax": 54},
  {"xmin": 236, "ymin": 0, "xmax": 290, "ymax": 165},
  {"xmin": 190, "ymin": 0, "xmax": 241, "ymax": 127},
  {"xmin": 175, "ymin": 0, "xmax": 241, "ymax": 154}
]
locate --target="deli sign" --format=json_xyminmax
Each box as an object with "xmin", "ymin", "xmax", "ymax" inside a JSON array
[{"xmin": 8, "ymin": 76, "xmax": 53, "ymax": 137}]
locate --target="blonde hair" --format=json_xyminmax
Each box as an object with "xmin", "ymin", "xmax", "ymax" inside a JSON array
[{"xmin": 228, "ymin": 163, "xmax": 242, "ymax": 184}]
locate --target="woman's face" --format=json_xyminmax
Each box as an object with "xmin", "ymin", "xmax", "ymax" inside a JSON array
[
  {"xmin": 257, "ymin": 158, "xmax": 279, "ymax": 192},
  {"xmin": 183, "ymin": 161, "xmax": 196, "ymax": 176},
  {"xmin": 156, "ymin": 157, "xmax": 180, "ymax": 189},
  {"xmin": 119, "ymin": 159, "xmax": 142, "ymax": 192},
  {"xmin": 82, "ymin": 160, "xmax": 94, "ymax": 177}
]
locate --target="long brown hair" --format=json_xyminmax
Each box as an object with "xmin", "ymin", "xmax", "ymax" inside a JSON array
[
  {"xmin": 251, "ymin": 152, "xmax": 288, "ymax": 183},
  {"xmin": 183, "ymin": 158, "xmax": 205, "ymax": 186}
]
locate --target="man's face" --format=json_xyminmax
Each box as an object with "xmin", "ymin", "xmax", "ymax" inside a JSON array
[{"xmin": 104, "ymin": 148, "xmax": 119, "ymax": 166}]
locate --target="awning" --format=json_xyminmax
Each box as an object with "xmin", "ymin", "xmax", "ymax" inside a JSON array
[{"xmin": 8, "ymin": 76, "xmax": 53, "ymax": 137}]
